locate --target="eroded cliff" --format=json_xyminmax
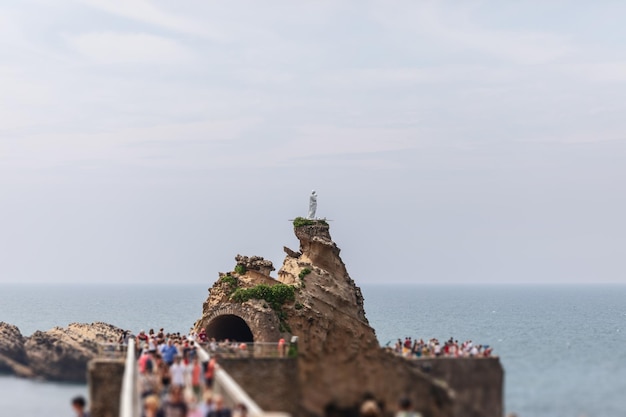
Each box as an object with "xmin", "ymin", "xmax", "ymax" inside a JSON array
[
  {"xmin": 278, "ymin": 222, "xmax": 455, "ymax": 417},
  {"xmin": 0, "ymin": 322, "xmax": 121, "ymax": 382}
]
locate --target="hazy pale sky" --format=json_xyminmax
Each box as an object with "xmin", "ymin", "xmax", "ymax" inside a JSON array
[{"xmin": 1, "ymin": 1, "xmax": 625, "ymax": 285}]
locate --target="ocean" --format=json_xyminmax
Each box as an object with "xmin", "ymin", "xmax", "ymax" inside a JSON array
[{"xmin": 0, "ymin": 284, "xmax": 624, "ymax": 417}]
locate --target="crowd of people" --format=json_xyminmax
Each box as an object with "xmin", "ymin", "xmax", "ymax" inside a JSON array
[
  {"xmin": 324, "ymin": 395, "xmax": 424, "ymax": 417},
  {"xmin": 98, "ymin": 327, "xmax": 250, "ymax": 417},
  {"xmin": 109, "ymin": 327, "xmax": 289, "ymax": 360},
  {"xmin": 77, "ymin": 327, "xmax": 489, "ymax": 417},
  {"xmin": 391, "ymin": 337, "xmax": 494, "ymax": 358}
]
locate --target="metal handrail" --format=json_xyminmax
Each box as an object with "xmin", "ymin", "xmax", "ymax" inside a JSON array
[
  {"xmin": 119, "ymin": 338, "xmax": 139, "ymax": 417},
  {"xmin": 96, "ymin": 342, "xmax": 127, "ymax": 358},
  {"xmin": 198, "ymin": 342, "xmax": 292, "ymax": 359},
  {"xmin": 214, "ymin": 367, "xmax": 265, "ymax": 417},
  {"xmin": 117, "ymin": 341, "xmax": 290, "ymax": 417},
  {"xmin": 195, "ymin": 344, "xmax": 286, "ymax": 417}
]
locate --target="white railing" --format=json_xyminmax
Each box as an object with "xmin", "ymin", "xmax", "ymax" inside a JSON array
[
  {"xmin": 118, "ymin": 342, "xmax": 289, "ymax": 417},
  {"xmin": 96, "ymin": 342, "xmax": 127, "ymax": 358},
  {"xmin": 119, "ymin": 339, "xmax": 139, "ymax": 417},
  {"xmin": 214, "ymin": 367, "xmax": 265, "ymax": 417},
  {"xmin": 198, "ymin": 342, "xmax": 291, "ymax": 359},
  {"xmin": 195, "ymin": 344, "xmax": 290, "ymax": 417}
]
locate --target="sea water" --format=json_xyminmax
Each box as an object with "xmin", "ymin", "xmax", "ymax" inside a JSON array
[
  {"xmin": 0, "ymin": 284, "xmax": 625, "ymax": 417},
  {"xmin": 0, "ymin": 284, "xmax": 208, "ymax": 416},
  {"xmin": 365, "ymin": 284, "xmax": 626, "ymax": 417}
]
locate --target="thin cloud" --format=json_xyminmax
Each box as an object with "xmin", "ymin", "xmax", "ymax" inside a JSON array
[
  {"xmin": 77, "ymin": 0, "xmax": 222, "ymax": 40},
  {"xmin": 1, "ymin": 118, "xmax": 263, "ymax": 171},
  {"xmin": 566, "ymin": 62, "xmax": 626, "ymax": 83},
  {"xmin": 369, "ymin": 2, "xmax": 575, "ymax": 65},
  {"xmin": 273, "ymin": 125, "xmax": 419, "ymax": 163},
  {"xmin": 65, "ymin": 32, "xmax": 195, "ymax": 65},
  {"xmin": 320, "ymin": 65, "xmax": 518, "ymax": 89},
  {"xmin": 233, "ymin": 68, "xmax": 297, "ymax": 86}
]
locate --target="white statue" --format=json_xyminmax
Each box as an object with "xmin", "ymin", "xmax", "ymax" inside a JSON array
[{"xmin": 308, "ymin": 190, "xmax": 317, "ymax": 219}]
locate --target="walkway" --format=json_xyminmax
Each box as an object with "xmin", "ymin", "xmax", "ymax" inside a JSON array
[{"xmin": 116, "ymin": 338, "xmax": 291, "ymax": 417}]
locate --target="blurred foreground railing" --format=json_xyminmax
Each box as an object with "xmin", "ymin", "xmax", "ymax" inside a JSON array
[
  {"xmin": 214, "ymin": 366, "xmax": 265, "ymax": 417},
  {"xmin": 195, "ymin": 344, "xmax": 290, "ymax": 417},
  {"xmin": 386, "ymin": 347, "xmax": 497, "ymax": 360},
  {"xmin": 114, "ymin": 342, "xmax": 289, "ymax": 417},
  {"xmin": 97, "ymin": 342, "xmax": 127, "ymax": 359},
  {"xmin": 119, "ymin": 339, "xmax": 140, "ymax": 417},
  {"xmin": 199, "ymin": 342, "xmax": 294, "ymax": 359}
]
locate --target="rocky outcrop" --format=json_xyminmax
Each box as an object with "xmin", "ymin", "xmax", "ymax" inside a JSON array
[
  {"xmin": 200, "ymin": 256, "xmax": 279, "ymax": 315},
  {"xmin": 0, "ymin": 322, "xmax": 31, "ymax": 377},
  {"xmin": 194, "ymin": 221, "xmax": 504, "ymax": 417},
  {"xmin": 235, "ymin": 254, "xmax": 275, "ymax": 276},
  {"xmin": 278, "ymin": 223, "xmax": 454, "ymax": 416},
  {"xmin": 0, "ymin": 322, "xmax": 122, "ymax": 382},
  {"xmin": 280, "ymin": 222, "xmax": 367, "ymax": 324},
  {"xmin": 283, "ymin": 246, "xmax": 301, "ymax": 259},
  {"xmin": 196, "ymin": 256, "xmax": 284, "ymax": 342}
]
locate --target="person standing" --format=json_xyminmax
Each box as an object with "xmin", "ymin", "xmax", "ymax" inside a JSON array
[
  {"xmin": 190, "ymin": 356, "xmax": 203, "ymax": 400},
  {"xmin": 160, "ymin": 339, "xmax": 178, "ymax": 366},
  {"xmin": 199, "ymin": 391, "xmax": 215, "ymax": 417},
  {"xmin": 137, "ymin": 330, "xmax": 149, "ymax": 349},
  {"xmin": 71, "ymin": 396, "xmax": 90, "ymax": 417},
  {"xmin": 208, "ymin": 395, "xmax": 232, "ymax": 417},
  {"xmin": 169, "ymin": 356, "xmax": 186, "ymax": 388},
  {"xmin": 143, "ymin": 395, "xmax": 164, "ymax": 417},
  {"xmin": 198, "ymin": 328, "xmax": 208, "ymax": 344},
  {"xmin": 162, "ymin": 386, "xmax": 187, "ymax": 417},
  {"xmin": 278, "ymin": 338, "xmax": 286, "ymax": 357},
  {"xmin": 395, "ymin": 397, "xmax": 423, "ymax": 417},
  {"xmin": 204, "ymin": 355, "xmax": 217, "ymax": 389},
  {"xmin": 233, "ymin": 403, "xmax": 248, "ymax": 417}
]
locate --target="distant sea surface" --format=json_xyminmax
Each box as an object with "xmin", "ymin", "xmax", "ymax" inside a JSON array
[{"xmin": 0, "ymin": 284, "xmax": 625, "ymax": 417}]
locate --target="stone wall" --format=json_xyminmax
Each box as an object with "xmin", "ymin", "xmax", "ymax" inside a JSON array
[
  {"xmin": 218, "ymin": 358, "xmax": 300, "ymax": 416},
  {"xmin": 88, "ymin": 358, "xmax": 125, "ymax": 417},
  {"xmin": 412, "ymin": 357, "xmax": 504, "ymax": 417}
]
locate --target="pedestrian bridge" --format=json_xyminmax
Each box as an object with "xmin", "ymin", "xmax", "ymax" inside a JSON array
[{"xmin": 89, "ymin": 339, "xmax": 293, "ymax": 417}]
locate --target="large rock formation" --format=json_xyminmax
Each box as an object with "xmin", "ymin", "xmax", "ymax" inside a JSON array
[
  {"xmin": 195, "ymin": 221, "xmax": 502, "ymax": 417},
  {"xmin": 277, "ymin": 222, "xmax": 454, "ymax": 417},
  {"xmin": 0, "ymin": 322, "xmax": 122, "ymax": 382}
]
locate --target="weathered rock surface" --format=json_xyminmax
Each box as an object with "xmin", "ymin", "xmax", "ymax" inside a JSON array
[
  {"xmin": 0, "ymin": 322, "xmax": 122, "ymax": 382},
  {"xmin": 278, "ymin": 223, "xmax": 454, "ymax": 416},
  {"xmin": 196, "ymin": 261, "xmax": 283, "ymax": 342},
  {"xmin": 195, "ymin": 222, "xmax": 503, "ymax": 417},
  {"xmin": 283, "ymin": 246, "xmax": 302, "ymax": 259},
  {"xmin": 235, "ymin": 254, "xmax": 275, "ymax": 276},
  {"xmin": 0, "ymin": 322, "xmax": 32, "ymax": 377}
]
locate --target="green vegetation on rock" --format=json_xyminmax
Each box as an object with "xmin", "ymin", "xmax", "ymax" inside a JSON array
[
  {"xmin": 234, "ymin": 264, "xmax": 247, "ymax": 275},
  {"xmin": 220, "ymin": 275, "xmax": 237, "ymax": 286},
  {"xmin": 231, "ymin": 283, "xmax": 296, "ymax": 333},
  {"xmin": 298, "ymin": 268, "xmax": 311, "ymax": 279},
  {"xmin": 231, "ymin": 284, "xmax": 295, "ymax": 311},
  {"xmin": 292, "ymin": 217, "xmax": 328, "ymax": 227},
  {"xmin": 219, "ymin": 275, "xmax": 239, "ymax": 295}
]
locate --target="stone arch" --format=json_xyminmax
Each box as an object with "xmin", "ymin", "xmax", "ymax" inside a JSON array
[
  {"xmin": 200, "ymin": 303, "xmax": 281, "ymax": 343},
  {"xmin": 205, "ymin": 314, "xmax": 254, "ymax": 342}
]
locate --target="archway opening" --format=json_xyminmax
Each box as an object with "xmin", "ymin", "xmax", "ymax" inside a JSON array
[{"xmin": 205, "ymin": 314, "xmax": 254, "ymax": 342}]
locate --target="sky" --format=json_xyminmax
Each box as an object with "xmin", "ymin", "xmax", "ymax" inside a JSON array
[{"xmin": 1, "ymin": 1, "xmax": 625, "ymax": 285}]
